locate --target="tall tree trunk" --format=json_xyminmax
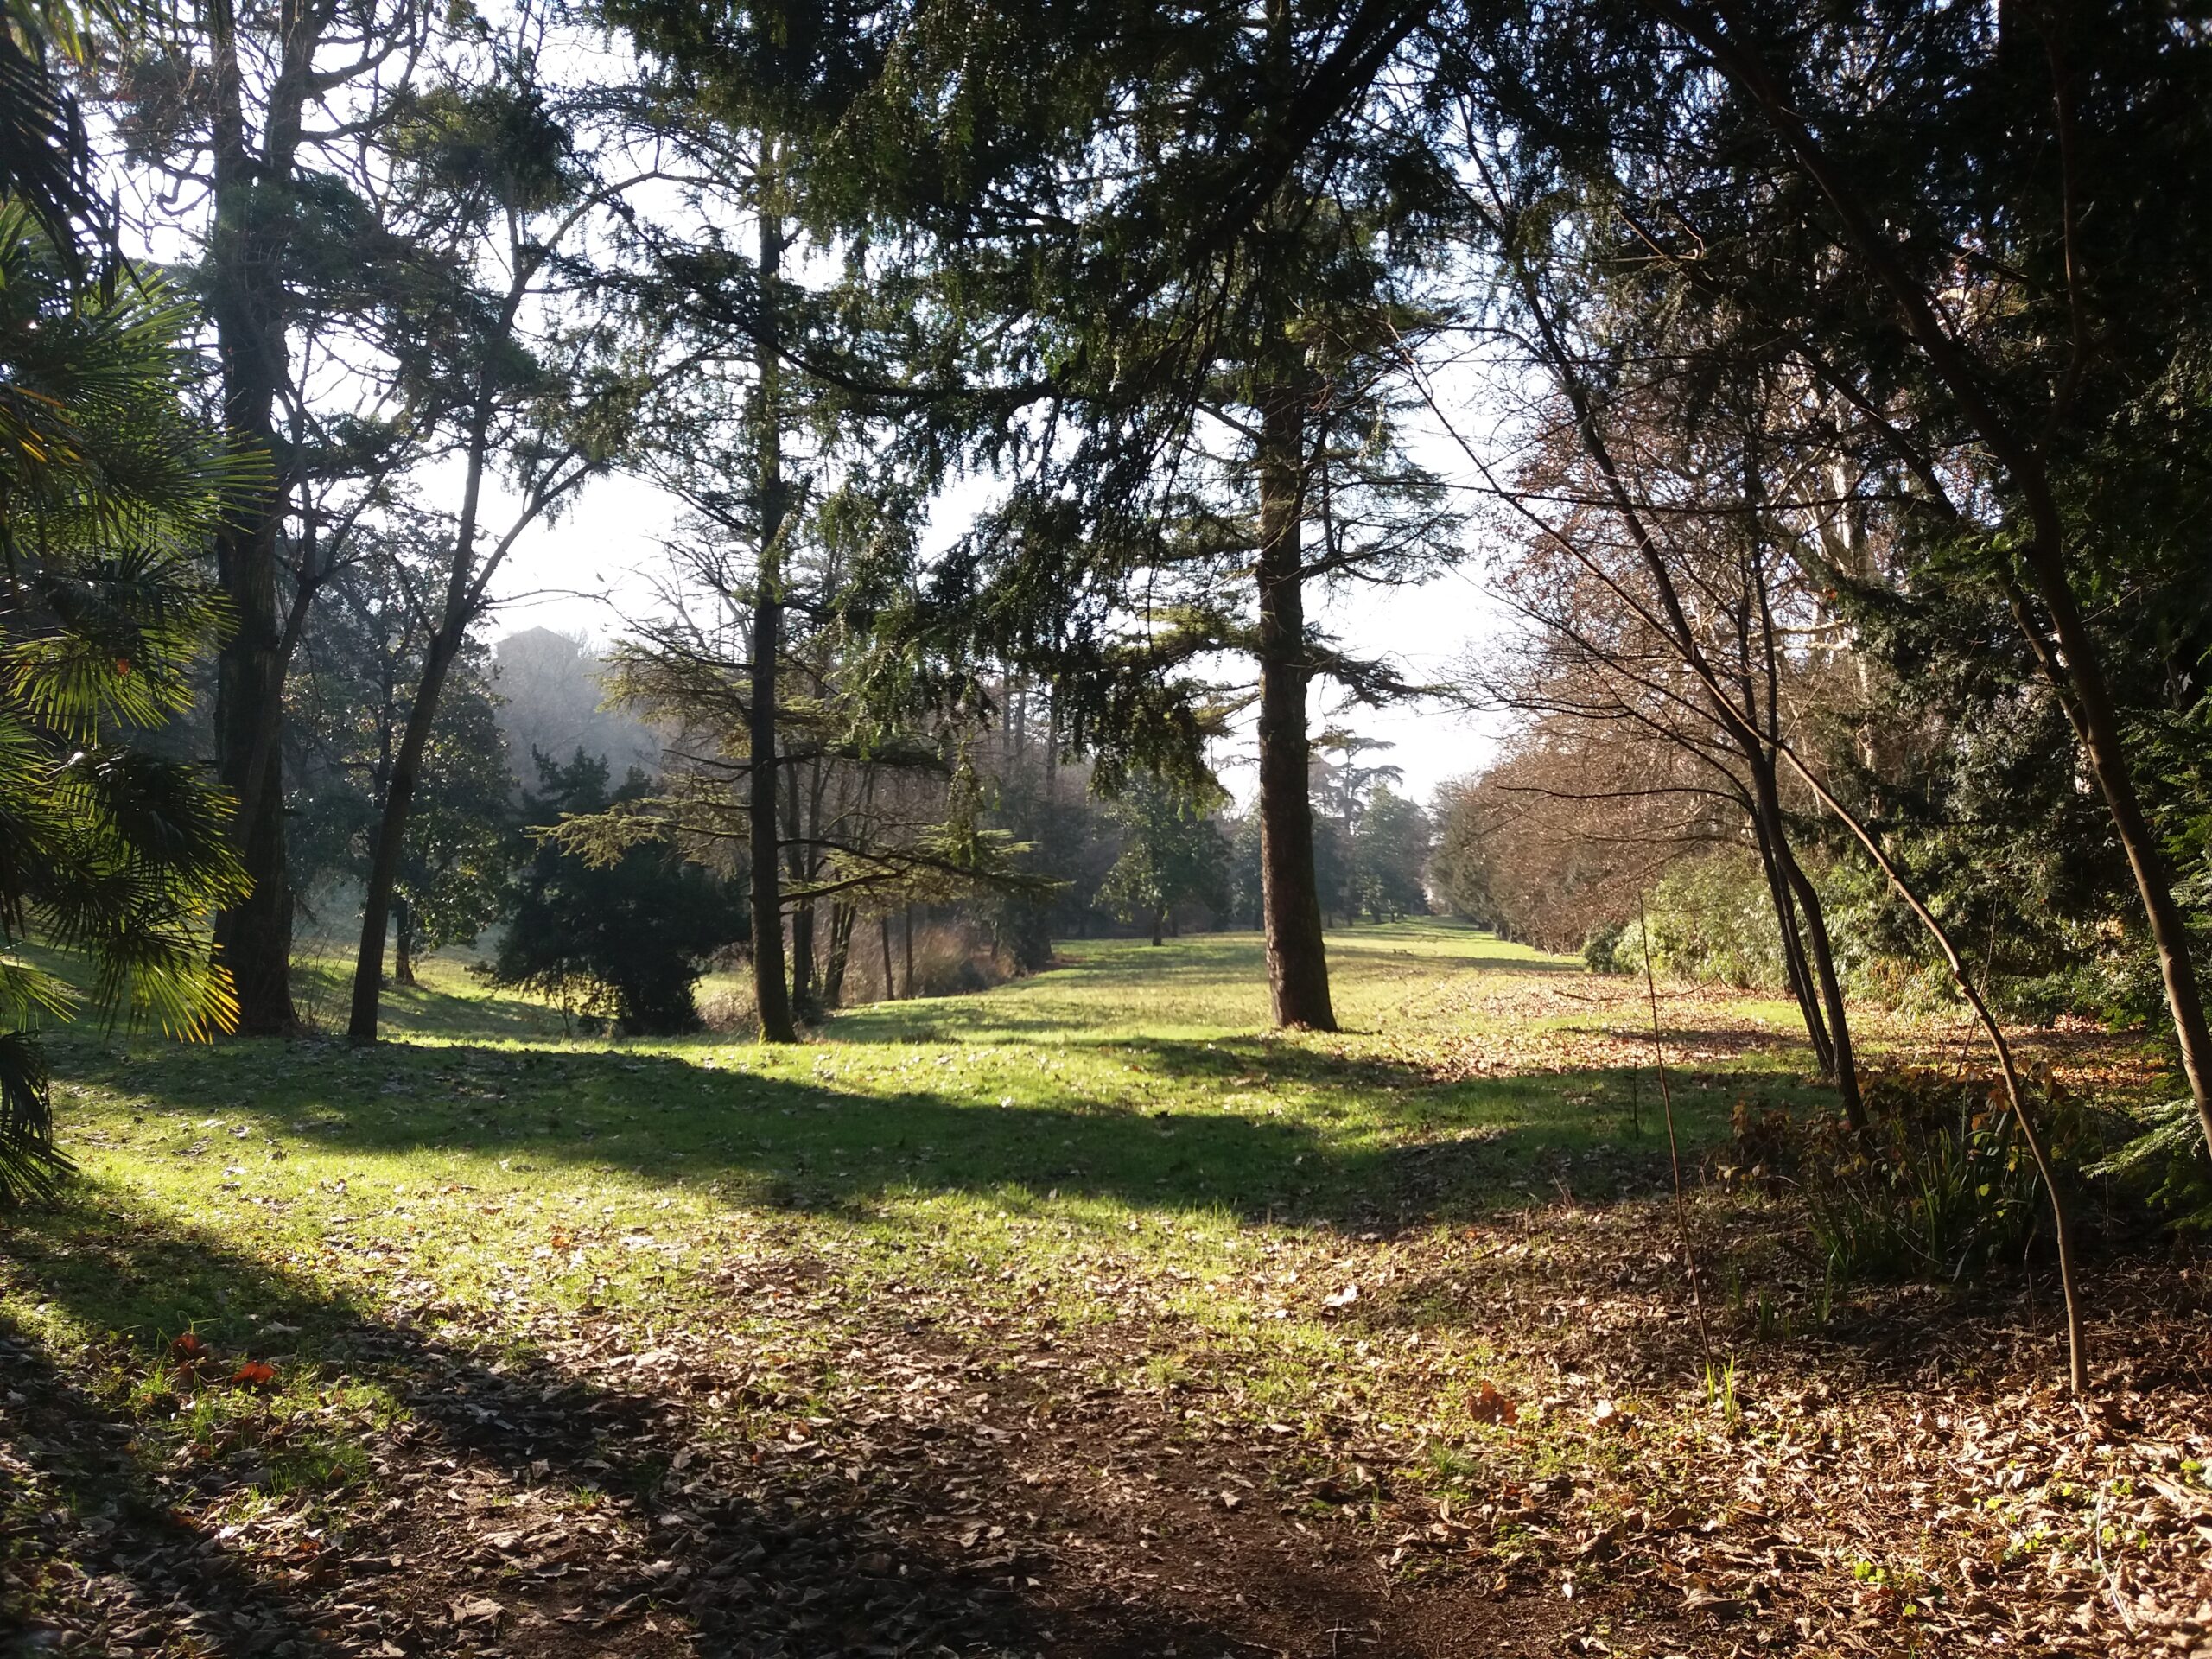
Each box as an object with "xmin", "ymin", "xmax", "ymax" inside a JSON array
[
  {"xmin": 903, "ymin": 905, "xmax": 915, "ymax": 1000},
  {"xmin": 205, "ymin": 0, "xmax": 298, "ymax": 1035},
  {"xmin": 1255, "ymin": 379, "xmax": 1336, "ymax": 1031},
  {"xmin": 823, "ymin": 901, "xmax": 855, "ymax": 1008},
  {"xmin": 1151, "ymin": 906, "xmax": 1166, "ymax": 947},
  {"xmin": 392, "ymin": 897, "xmax": 416, "ymax": 988},
  {"xmin": 880, "ymin": 912, "xmax": 895, "ymax": 1001},
  {"xmin": 750, "ymin": 186, "xmax": 798, "ymax": 1046},
  {"xmin": 781, "ymin": 772, "xmax": 816, "ymax": 1020},
  {"xmin": 1748, "ymin": 758, "xmax": 1863, "ymax": 1128},
  {"xmin": 790, "ymin": 899, "xmax": 817, "ymax": 1017}
]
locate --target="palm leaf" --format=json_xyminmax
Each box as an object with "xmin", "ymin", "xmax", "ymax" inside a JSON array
[{"xmin": 0, "ymin": 1027, "xmax": 72, "ymax": 1205}]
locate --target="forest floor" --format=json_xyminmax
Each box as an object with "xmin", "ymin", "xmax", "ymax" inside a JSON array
[{"xmin": 3, "ymin": 921, "xmax": 2209, "ymax": 1659}]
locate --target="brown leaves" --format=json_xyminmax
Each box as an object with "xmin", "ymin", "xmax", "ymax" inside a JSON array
[
  {"xmin": 448, "ymin": 1593, "xmax": 506, "ymax": 1630},
  {"xmin": 1467, "ymin": 1380, "xmax": 1519, "ymax": 1426}
]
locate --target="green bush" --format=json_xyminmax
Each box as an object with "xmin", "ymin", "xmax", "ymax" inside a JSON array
[
  {"xmin": 2087, "ymin": 1096, "xmax": 2212, "ymax": 1233},
  {"xmin": 494, "ymin": 750, "xmax": 747, "ymax": 1035},
  {"xmin": 1581, "ymin": 921, "xmax": 1627, "ymax": 975},
  {"xmin": 1754, "ymin": 1071, "xmax": 2109, "ymax": 1285},
  {"xmin": 1597, "ymin": 852, "xmax": 1795, "ymax": 989}
]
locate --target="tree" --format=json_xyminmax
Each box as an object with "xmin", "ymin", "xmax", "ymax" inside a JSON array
[
  {"xmin": 1349, "ymin": 785, "xmax": 1429, "ymax": 919},
  {"xmin": 104, "ymin": 0, "xmax": 442, "ymax": 1033},
  {"xmin": 593, "ymin": 510, "xmax": 1049, "ymax": 1028},
  {"xmin": 342, "ymin": 36, "xmax": 655, "ymax": 1042},
  {"xmin": 1433, "ymin": 0, "xmax": 2212, "ymax": 1164},
  {"xmin": 947, "ymin": 3, "xmax": 1457, "ymax": 1032},
  {"xmin": 495, "ymin": 750, "xmax": 743, "ymax": 1034},
  {"xmin": 2, "ymin": 0, "xmax": 110, "ymax": 269},
  {"xmin": 587, "ymin": 0, "xmax": 927, "ymax": 1041},
  {"xmin": 605, "ymin": 0, "xmax": 1450, "ymax": 1033},
  {"xmin": 287, "ymin": 524, "xmax": 514, "ymax": 985},
  {"xmin": 0, "ymin": 207, "xmax": 250, "ymax": 1200},
  {"xmin": 1098, "ymin": 773, "xmax": 1231, "ymax": 945}
]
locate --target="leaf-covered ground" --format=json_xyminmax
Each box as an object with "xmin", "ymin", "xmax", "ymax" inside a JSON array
[{"xmin": 3, "ymin": 923, "xmax": 2208, "ymax": 1657}]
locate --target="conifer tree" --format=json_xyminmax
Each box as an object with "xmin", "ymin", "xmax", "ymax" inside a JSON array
[{"xmin": 0, "ymin": 209, "xmax": 251, "ymax": 1199}]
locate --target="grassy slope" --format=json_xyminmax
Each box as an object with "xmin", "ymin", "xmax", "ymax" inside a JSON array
[
  {"xmin": 1, "ymin": 922, "xmax": 2196, "ymax": 1656},
  {"xmin": 13, "ymin": 922, "xmax": 1793, "ymax": 1365}
]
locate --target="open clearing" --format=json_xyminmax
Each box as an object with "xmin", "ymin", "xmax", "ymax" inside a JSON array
[{"xmin": 3, "ymin": 921, "xmax": 2207, "ymax": 1657}]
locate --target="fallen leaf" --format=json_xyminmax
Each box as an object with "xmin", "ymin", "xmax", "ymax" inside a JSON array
[
  {"xmin": 448, "ymin": 1594, "xmax": 506, "ymax": 1628},
  {"xmin": 1682, "ymin": 1586, "xmax": 1745, "ymax": 1619},
  {"xmin": 230, "ymin": 1361, "xmax": 278, "ymax": 1389},
  {"xmin": 1468, "ymin": 1380, "xmax": 1519, "ymax": 1426},
  {"xmin": 1323, "ymin": 1283, "xmax": 1358, "ymax": 1308}
]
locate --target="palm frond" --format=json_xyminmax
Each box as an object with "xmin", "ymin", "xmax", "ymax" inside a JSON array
[{"xmin": 0, "ymin": 1027, "xmax": 72, "ymax": 1205}]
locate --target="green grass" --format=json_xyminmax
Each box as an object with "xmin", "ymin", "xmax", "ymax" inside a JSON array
[
  {"xmin": 2, "ymin": 922, "xmax": 1822, "ymax": 1516},
  {"xmin": 3, "ymin": 920, "xmax": 2183, "ymax": 1655}
]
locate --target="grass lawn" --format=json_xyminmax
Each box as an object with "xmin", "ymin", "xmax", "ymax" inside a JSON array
[{"xmin": 2, "ymin": 921, "xmax": 2204, "ymax": 1657}]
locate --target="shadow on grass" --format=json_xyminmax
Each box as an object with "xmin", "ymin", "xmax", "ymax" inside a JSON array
[
  {"xmin": 821, "ymin": 928, "xmax": 1584, "ymax": 1046},
  {"xmin": 52, "ymin": 1027, "xmax": 1802, "ymax": 1232},
  {"xmin": 0, "ymin": 1197, "xmax": 1245, "ymax": 1657}
]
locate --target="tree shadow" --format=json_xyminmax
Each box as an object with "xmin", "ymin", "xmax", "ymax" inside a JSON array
[
  {"xmin": 0, "ymin": 1197, "xmax": 1268, "ymax": 1657},
  {"xmin": 55, "ymin": 1026, "xmax": 1786, "ymax": 1237}
]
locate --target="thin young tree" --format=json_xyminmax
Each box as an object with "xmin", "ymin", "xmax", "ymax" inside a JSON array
[{"xmin": 343, "ymin": 35, "xmax": 653, "ymax": 1042}]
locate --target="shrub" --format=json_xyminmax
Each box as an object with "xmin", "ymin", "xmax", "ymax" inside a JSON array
[
  {"xmin": 1582, "ymin": 921, "xmax": 1627, "ymax": 975},
  {"xmin": 1746, "ymin": 1070, "xmax": 2111, "ymax": 1286},
  {"xmin": 2086, "ymin": 1096, "xmax": 2212, "ymax": 1234},
  {"xmin": 493, "ymin": 750, "xmax": 746, "ymax": 1035}
]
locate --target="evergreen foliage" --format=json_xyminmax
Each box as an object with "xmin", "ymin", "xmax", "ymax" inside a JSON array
[
  {"xmin": 0, "ymin": 207, "xmax": 251, "ymax": 1200},
  {"xmin": 494, "ymin": 750, "xmax": 745, "ymax": 1035},
  {"xmin": 1097, "ymin": 772, "xmax": 1231, "ymax": 945}
]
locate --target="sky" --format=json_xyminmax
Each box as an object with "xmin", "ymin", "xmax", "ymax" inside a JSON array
[{"xmin": 486, "ymin": 467, "xmax": 1510, "ymax": 813}]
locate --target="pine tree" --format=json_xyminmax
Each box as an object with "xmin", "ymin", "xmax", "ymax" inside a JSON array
[{"xmin": 0, "ymin": 207, "xmax": 252, "ymax": 1200}]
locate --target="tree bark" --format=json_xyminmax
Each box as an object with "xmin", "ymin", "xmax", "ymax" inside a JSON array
[
  {"xmin": 823, "ymin": 901, "xmax": 855, "ymax": 1008},
  {"xmin": 392, "ymin": 896, "xmax": 416, "ymax": 988},
  {"xmin": 1151, "ymin": 906, "xmax": 1166, "ymax": 947},
  {"xmin": 750, "ymin": 186, "xmax": 798, "ymax": 1046},
  {"xmin": 1255, "ymin": 378, "xmax": 1336, "ymax": 1031},
  {"xmin": 348, "ymin": 537, "xmax": 477, "ymax": 1044},
  {"xmin": 205, "ymin": 0, "xmax": 300, "ymax": 1035},
  {"xmin": 903, "ymin": 905, "xmax": 915, "ymax": 999},
  {"xmin": 348, "ymin": 615, "xmax": 461, "ymax": 1041},
  {"xmin": 880, "ymin": 912, "xmax": 895, "ymax": 1001},
  {"xmin": 2021, "ymin": 546, "xmax": 2212, "ymax": 1166}
]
